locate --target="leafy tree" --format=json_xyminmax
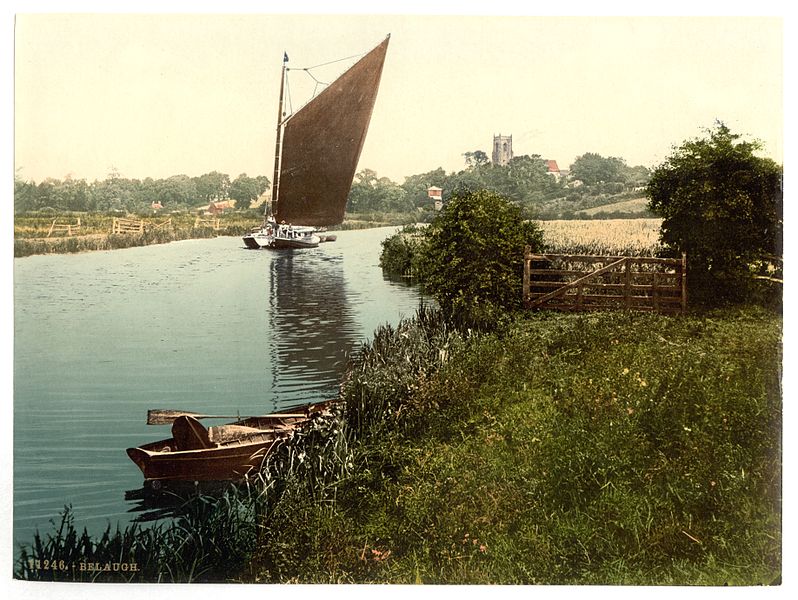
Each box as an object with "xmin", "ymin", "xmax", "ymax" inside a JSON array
[
  {"xmin": 647, "ymin": 122, "xmax": 782, "ymax": 304},
  {"xmin": 415, "ymin": 189, "xmax": 545, "ymax": 327},
  {"xmin": 14, "ymin": 176, "xmax": 38, "ymax": 213},
  {"xmin": 347, "ymin": 169, "xmax": 413, "ymax": 213},
  {"xmin": 570, "ymin": 152, "xmax": 627, "ymax": 185},
  {"xmin": 194, "ymin": 171, "xmax": 231, "ymax": 203},
  {"xmin": 463, "ymin": 150, "xmax": 489, "ymax": 169},
  {"xmin": 156, "ymin": 175, "xmax": 198, "ymax": 208},
  {"xmin": 229, "ymin": 173, "xmax": 267, "ymax": 210}
]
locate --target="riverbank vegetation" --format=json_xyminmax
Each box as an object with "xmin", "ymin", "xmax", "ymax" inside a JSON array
[
  {"xmin": 247, "ymin": 305, "xmax": 781, "ymax": 584},
  {"xmin": 12, "ymin": 210, "xmax": 421, "ymax": 257}
]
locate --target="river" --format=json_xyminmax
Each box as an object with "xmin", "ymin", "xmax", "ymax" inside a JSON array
[{"xmin": 13, "ymin": 227, "xmax": 424, "ymax": 549}]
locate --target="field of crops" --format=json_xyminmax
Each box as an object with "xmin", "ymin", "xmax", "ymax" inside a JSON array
[{"xmin": 537, "ymin": 218, "xmax": 663, "ymax": 256}]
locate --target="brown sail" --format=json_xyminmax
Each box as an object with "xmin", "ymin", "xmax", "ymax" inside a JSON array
[{"xmin": 274, "ymin": 36, "xmax": 390, "ymax": 226}]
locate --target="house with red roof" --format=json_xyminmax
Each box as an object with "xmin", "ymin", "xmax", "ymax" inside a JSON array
[{"xmin": 545, "ymin": 160, "xmax": 562, "ymax": 179}]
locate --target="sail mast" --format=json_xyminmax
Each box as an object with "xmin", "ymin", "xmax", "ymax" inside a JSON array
[{"xmin": 270, "ymin": 53, "xmax": 288, "ymax": 218}]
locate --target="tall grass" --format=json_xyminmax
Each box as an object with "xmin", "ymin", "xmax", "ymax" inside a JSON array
[
  {"xmin": 246, "ymin": 306, "xmax": 781, "ymax": 584},
  {"xmin": 15, "ymin": 486, "xmax": 259, "ymax": 582}
]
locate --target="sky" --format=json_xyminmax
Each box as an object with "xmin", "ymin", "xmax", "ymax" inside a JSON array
[{"xmin": 12, "ymin": 11, "xmax": 784, "ymax": 185}]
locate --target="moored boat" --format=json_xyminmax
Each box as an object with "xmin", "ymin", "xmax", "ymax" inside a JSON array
[{"xmin": 127, "ymin": 401, "xmax": 334, "ymax": 485}]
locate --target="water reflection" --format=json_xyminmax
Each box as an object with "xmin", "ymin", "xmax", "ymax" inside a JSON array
[
  {"xmin": 267, "ymin": 249, "xmax": 361, "ymax": 409},
  {"xmin": 125, "ymin": 481, "xmax": 234, "ymax": 522},
  {"xmin": 124, "ymin": 247, "xmax": 363, "ymax": 520}
]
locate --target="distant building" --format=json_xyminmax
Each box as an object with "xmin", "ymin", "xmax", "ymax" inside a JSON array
[
  {"xmin": 492, "ymin": 134, "xmax": 513, "ymax": 166},
  {"xmin": 151, "ymin": 201, "xmax": 163, "ymax": 211},
  {"xmin": 204, "ymin": 200, "xmax": 235, "ymax": 215},
  {"xmin": 427, "ymin": 186, "xmax": 443, "ymax": 210},
  {"xmin": 545, "ymin": 160, "xmax": 562, "ymax": 180}
]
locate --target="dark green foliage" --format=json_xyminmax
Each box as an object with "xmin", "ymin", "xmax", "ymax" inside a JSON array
[
  {"xmin": 13, "ymin": 170, "xmax": 269, "ymax": 214},
  {"xmin": 647, "ymin": 122, "xmax": 783, "ymax": 305},
  {"xmin": 15, "ymin": 489, "xmax": 259, "ymax": 582},
  {"xmin": 346, "ymin": 169, "xmax": 415, "ymax": 213},
  {"xmin": 414, "ymin": 190, "xmax": 545, "ymax": 327},
  {"xmin": 378, "ymin": 224, "xmax": 423, "ymax": 275},
  {"xmin": 570, "ymin": 152, "xmax": 633, "ymax": 185}
]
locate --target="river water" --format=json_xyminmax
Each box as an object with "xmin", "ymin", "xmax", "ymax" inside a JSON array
[{"xmin": 13, "ymin": 227, "xmax": 424, "ymax": 550}]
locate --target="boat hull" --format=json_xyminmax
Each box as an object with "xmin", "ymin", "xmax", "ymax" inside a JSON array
[
  {"xmin": 126, "ymin": 435, "xmax": 284, "ymax": 482},
  {"xmin": 243, "ymin": 231, "xmax": 274, "ymax": 249},
  {"xmin": 127, "ymin": 401, "xmax": 335, "ymax": 482},
  {"xmin": 242, "ymin": 222, "xmax": 320, "ymax": 249},
  {"xmin": 271, "ymin": 235, "xmax": 320, "ymax": 249}
]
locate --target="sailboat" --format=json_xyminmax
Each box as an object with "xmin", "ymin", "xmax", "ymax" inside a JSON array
[{"xmin": 244, "ymin": 35, "xmax": 390, "ymax": 250}]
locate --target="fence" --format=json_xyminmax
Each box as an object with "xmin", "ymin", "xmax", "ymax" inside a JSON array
[
  {"xmin": 112, "ymin": 217, "xmax": 144, "ymax": 234},
  {"xmin": 523, "ymin": 247, "xmax": 687, "ymax": 314},
  {"xmin": 47, "ymin": 218, "xmax": 81, "ymax": 237},
  {"xmin": 194, "ymin": 217, "xmax": 220, "ymax": 230}
]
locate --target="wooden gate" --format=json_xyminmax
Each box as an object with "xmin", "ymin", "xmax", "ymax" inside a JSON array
[
  {"xmin": 523, "ymin": 247, "xmax": 687, "ymax": 314},
  {"xmin": 112, "ymin": 217, "xmax": 144, "ymax": 234},
  {"xmin": 47, "ymin": 218, "xmax": 81, "ymax": 237}
]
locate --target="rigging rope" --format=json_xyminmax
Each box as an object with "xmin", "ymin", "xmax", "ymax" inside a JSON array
[{"xmin": 283, "ymin": 51, "xmax": 366, "ymax": 113}]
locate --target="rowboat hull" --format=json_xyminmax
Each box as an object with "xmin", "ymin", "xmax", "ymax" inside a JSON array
[
  {"xmin": 126, "ymin": 433, "xmax": 285, "ymax": 482},
  {"xmin": 127, "ymin": 401, "xmax": 334, "ymax": 483}
]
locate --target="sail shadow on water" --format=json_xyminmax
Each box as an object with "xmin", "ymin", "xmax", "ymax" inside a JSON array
[{"xmin": 267, "ymin": 250, "xmax": 361, "ymax": 410}]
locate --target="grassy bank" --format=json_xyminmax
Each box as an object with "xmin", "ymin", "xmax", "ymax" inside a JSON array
[
  {"xmin": 13, "ymin": 212, "xmax": 256, "ymax": 257},
  {"xmin": 250, "ymin": 306, "xmax": 781, "ymax": 584},
  {"xmin": 15, "ymin": 306, "xmax": 781, "ymax": 584}
]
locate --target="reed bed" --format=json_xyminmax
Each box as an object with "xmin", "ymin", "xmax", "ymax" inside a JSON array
[
  {"xmin": 15, "ymin": 487, "xmax": 259, "ymax": 583},
  {"xmin": 13, "ymin": 212, "xmax": 259, "ymax": 257}
]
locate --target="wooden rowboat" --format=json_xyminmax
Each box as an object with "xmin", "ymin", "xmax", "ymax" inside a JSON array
[{"xmin": 126, "ymin": 401, "xmax": 332, "ymax": 485}]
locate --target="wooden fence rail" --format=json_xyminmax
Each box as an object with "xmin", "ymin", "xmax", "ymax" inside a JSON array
[
  {"xmin": 47, "ymin": 218, "xmax": 81, "ymax": 237},
  {"xmin": 112, "ymin": 217, "xmax": 144, "ymax": 234},
  {"xmin": 523, "ymin": 247, "xmax": 687, "ymax": 314},
  {"xmin": 149, "ymin": 217, "xmax": 173, "ymax": 231},
  {"xmin": 194, "ymin": 217, "xmax": 220, "ymax": 230}
]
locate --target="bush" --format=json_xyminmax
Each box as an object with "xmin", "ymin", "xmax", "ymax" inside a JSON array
[
  {"xmin": 647, "ymin": 122, "xmax": 782, "ymax": 306},
  {"xmin": 414, "ymin": 190, "xmax": 544, "ymax": 328},
  {"xmin": 379, "ymin": 224, "xmax": 423, "ymax": 276}
]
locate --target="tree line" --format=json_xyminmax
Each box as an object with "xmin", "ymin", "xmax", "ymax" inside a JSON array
[
  {"xmin": 14, "ymin": 170, "xmax": 270, "ymax": 214},
  {"xmin": 15, "ymin": 151, "xmax": 650, "ymax": 216},
  {"xmin": 346, "ymin": 152, "xmax": 651, "ymax": 215}
]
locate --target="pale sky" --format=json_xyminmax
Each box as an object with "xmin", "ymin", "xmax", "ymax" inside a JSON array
[{"xmin": 13, "ymin": 12, "xmax": 783, "ymax": 184}]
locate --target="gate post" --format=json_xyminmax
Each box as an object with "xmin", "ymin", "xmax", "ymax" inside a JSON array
[
  {"xmin": 681, "ymin": 253, "xmax": 688, "ymax": 313},
  {"xmin": 624, "ymin": 258, "xmax": 632, "ymax": 308},
  {"xmin": 522, "ymin": 246, "xmax": 531, "ymax": 308}
]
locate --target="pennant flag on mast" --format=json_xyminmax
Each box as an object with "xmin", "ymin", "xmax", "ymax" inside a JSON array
[{"xmin": 283, "ymin": 52, "xmax": 289, "ymax": 62}]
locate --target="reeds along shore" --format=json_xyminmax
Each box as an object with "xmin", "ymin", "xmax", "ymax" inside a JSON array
[{"xmin": 13, "ymin": 211, "xmax": 422, "ymax": 257}]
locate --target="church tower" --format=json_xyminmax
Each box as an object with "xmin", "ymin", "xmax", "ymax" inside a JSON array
[{"xmin": 492, "ymin": 134, "xmax": 513, "ymax": 166}]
